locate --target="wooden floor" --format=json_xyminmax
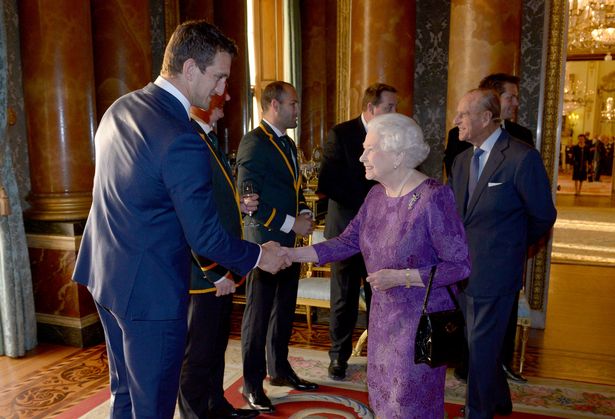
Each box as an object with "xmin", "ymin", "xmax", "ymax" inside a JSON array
[{"xmin": 1, "ymin": 190, "xmax": 614, "ymax": 415}]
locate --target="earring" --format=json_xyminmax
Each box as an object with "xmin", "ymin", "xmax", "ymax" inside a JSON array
[{"xmin": 394, "ymin": 163, "xmax": 399, "ymax": 169}]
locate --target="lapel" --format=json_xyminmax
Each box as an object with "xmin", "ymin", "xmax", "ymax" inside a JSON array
[
  {"xmin": 464, "ymin": 132, "xmax": 509, "ymax": 217},
  {"xmin": 258, "ymin": 123, "xmax": 301, "ymax": 192},
  {"xmin": 190, "ymin": 120, "xmax": 243, "ymax": 230}
]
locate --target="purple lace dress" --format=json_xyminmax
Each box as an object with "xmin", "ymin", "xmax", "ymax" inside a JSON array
[{"xmin": 313, "ymin": 179, "xmax": 470, "ymax": 419}]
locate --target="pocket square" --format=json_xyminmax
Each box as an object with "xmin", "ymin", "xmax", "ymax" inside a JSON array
[{"xmin": 488, "ymin": 182, "xmax": 503, "ymax": 187}]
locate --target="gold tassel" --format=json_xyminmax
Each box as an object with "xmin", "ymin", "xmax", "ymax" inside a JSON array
[{"xmin": 0, "ymin": 185, "xmax": 11, "ymax": 216}]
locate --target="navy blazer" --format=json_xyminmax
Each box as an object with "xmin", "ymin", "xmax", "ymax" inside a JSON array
[
  {"xmin": 73, "ymin": 83, "xmax": 259, "ymax": 320},
  {"xmin": 449, "ymin": 131, "xmax": 556, "ymax": 297},
  {"xmin": 236, "ymin": 122, "xmax": 309, "ymax": 247},
  {"xmin": 318, "ymin": 116, "xmax": 376, "ymax": 239}
]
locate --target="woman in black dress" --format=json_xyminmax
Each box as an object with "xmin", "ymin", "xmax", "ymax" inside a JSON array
[{"xmin": 571, "ymin": 134, "xmax": 590, "ymax": 195}]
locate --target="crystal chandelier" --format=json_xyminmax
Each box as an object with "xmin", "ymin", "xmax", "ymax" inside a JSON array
[
  {"xmin": 568, "ymin": 0, "xmax": 615, "ymax": 54},
  {"xmin": 563, "ymin": 73, "xmax": 594, "ymax": 115}
]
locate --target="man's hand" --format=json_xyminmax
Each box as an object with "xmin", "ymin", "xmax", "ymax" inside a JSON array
[
  {"xmin": 292, "ymin": 213, "xmax": 314, "ymax": 237},
  {"xmin": 241, "ymin": 193, "xmax": 259, "ymax": 215},
  {"xmin": 214, "ymin": 275, "xmax": 236, "ymax": 297},
  {"xmin": 257, "ymin": 241, "xmax": 292, "ymax": 274}
]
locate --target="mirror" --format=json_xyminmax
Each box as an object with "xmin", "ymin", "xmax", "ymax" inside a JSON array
[{"xmin": 560, "ymin": 60, "xmax": 615, "ymax": 196}]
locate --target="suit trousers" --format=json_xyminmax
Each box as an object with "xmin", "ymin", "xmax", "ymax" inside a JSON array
[
  {"xmin": 95, "ymin": 302, "xmax": 187, "ymax": 419},
  {"xmin": 501, "ymin": 291, "xmax": 521, "ymax": 368},
  {"xmin": 178, "ymin": 291, "xmax": 234, "ymax": 418},
  {"xmin": 241, "ymin": 263, "xmax": 301, "ymax": 393},
  {"xmin": 328, "ymin": 253, "xmax": 371, "ymax": 363},
  {"xmin": 461, "ymin": 292, "xmax": 515, "ymax": 419}
]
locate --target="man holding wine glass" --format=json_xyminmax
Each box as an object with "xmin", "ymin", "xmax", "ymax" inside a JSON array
[{"xmin": 237, "ymin": 81, "xmax": 317, "ymax": 413}]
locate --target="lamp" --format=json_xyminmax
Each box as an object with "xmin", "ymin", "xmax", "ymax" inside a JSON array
[
  {"xmin": 563, "ymin": 73, "xmax": 593, "ymax": 114},
  {"xmin": 568, "ymin": 0, "xmax": 615, "ymax": 55}
]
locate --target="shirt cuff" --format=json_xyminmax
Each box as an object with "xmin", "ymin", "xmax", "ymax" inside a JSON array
[
  {"xmin": 281, "ymin": 215, "xmax": 295, "ymax": 233},
  {"xmin": 254, "ymin": 245, "xmax": 263, "ymax": 269}
]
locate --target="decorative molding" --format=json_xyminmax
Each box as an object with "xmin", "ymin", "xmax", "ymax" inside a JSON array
[
  {"xmin": 25, "ymin": 192, "xmax": 92, "ymax": 221},
  {"xmin": 26, "ymin": 233, "xmax": 81, "ymax": 251},
  {"xmin": 336, "ymin": 0, "xmax": 351, "ymax": 124},
  {"xmin": 529, "ymin": 0, "xmax": 566, "ymax": 311},
  {"xmin": 36, "ymin": 312, "xmax": 100, "ymax": 328}
]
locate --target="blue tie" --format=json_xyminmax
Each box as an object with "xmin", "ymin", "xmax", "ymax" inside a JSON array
[{"xmin": 467, "ymin": 148, "xmax": 484, "ymax": 203}]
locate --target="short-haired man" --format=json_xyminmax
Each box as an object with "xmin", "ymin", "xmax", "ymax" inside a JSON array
[
  {"xmin": 73, "ymin": 21, "xmax": 288, "ymax": 417},
  {"xmin": 238, "ymin": 81, "xmax": 318, "ymax": 413},
  {"xmin": 445, "ymin": 73, "xmax": 534, "ymax": 384},
  {"xmin": 444, "ymin": 73, "xmax": 533, "ymax": 177},
  {"xmin": 318, "ymin": 82, "xmax": 398, "ymax": 380},
  {"xmin": 178, "ymin": 90, "xmax": 260, "ymax": 419},
  {"xmin": 449, "ymin": 89, "xmax": 556, "ymax": 418}
]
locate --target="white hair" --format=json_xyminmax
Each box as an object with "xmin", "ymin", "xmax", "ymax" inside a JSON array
[{"xmin": 367, "ymin": 113, "xmax": 430, "ymax": 168}]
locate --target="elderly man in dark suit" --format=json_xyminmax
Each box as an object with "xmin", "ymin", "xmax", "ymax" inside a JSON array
[
  {"xmin": 448, "ymin": 88, "xmax": 556, "ymax": 419},
  {"xmin": 73, "ymin": 21, "xmax": 287, "ymax": 418},
  {"xmin": 237, "ymin": 81, "xmax": 317, "ymax": 413},
  {"xmin": 446, "ymin": 73, "xmax": 534, "ymax": 384},
  {"xmin": 317, "ymin": 83, "xmax": 397, "ymax": 380}
]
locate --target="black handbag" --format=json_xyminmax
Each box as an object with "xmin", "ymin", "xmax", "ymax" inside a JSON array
[{"xmin": 414, "ymin": 265, "xmax": 465, "ymax": 368}]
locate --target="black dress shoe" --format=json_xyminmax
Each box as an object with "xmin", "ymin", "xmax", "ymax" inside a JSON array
[
  {"xmin": 328, "ymin": 360, "xmax": 347, "ymax": 380},
  {"xmin": 269, "ymin": 372, "xmax": 319, "ymax": 391},
  {"xmin": 502, "ymin": 364, "xmax": 527, "ymax": 383},
  {"xmin": 242, "ymin": 391, "xmax": 274, "ymax": 413},
  {"xmin": 209, "ymin": 405, "xmax": 261, "ymax": 418}
]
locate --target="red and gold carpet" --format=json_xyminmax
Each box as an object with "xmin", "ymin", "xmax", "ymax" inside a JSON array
[{"xmin": 58, "ymin": 341, "xmax": 615, "ymax": 418}]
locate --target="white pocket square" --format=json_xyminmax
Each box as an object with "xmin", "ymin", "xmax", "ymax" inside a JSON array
[{"xmin": 488, "ymin": 182, "xmax": 503, "ymax": 187}]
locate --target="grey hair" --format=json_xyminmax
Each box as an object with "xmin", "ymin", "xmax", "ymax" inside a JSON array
[{"xmin": 367, "ymin": 113, "xmax": 430, "ymax": 168}]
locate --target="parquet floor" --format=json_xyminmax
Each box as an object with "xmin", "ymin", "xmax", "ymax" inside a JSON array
[{"xmin": 1, "ymin": 195, "xmax": 614, "ymax": 417}]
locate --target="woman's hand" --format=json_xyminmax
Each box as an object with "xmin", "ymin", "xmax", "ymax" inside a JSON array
[{"xmin": 366, "ymin": 268, "xmax": 423, "ymax": 291}]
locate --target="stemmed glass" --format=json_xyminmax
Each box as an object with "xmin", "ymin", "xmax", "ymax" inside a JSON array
[{"xmin": 242, "ymin": 180, "xmax": 259, "ymax": 227}]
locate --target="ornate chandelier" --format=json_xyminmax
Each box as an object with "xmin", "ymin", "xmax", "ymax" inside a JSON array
[{"xmin": 569, "ymin": 0, "xmax": 615, "ymax": 54}]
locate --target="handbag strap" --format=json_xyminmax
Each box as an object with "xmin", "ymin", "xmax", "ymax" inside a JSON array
[{"xmin": 420, "ymin": 265, "xmax": 461, "ymax": 314}]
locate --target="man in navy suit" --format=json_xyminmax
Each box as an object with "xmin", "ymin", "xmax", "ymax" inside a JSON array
[
  {"xmin": 317, "ymin": 83, "xmax": 397, "ymax": 380},
  {"xmin": 449, "ymin": 89, "xmax": 556, "ymax": 419},
  {"xmin": 446, "ymin": 73, "xmax": 534, "ymax": 384},
  {"xmin": 237, "ymin": 81, "xmax": 317, "ymax": 413},
  {"xmin": 73, "ymin": 21, "xmax": 288, "ymax": 418}
]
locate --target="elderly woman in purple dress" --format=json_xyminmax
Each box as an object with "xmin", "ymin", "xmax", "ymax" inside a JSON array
[{"xmin": 288, "ymin": 113, "xmax": 470, "ymax": 418}]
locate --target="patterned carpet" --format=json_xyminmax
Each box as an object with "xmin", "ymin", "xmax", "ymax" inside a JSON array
[
  {"xmin": 552, "ymin": 206, "xmax": 615, "ymax": 266},
  {"xmin": 34, "ymin": 340, "xmax": 615, "ymax": 419}
]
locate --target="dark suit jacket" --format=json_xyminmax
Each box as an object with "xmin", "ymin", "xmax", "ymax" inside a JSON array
[
  {"xmin": 444, "ymin": 120, "xmax": 534, "ymax": 177},
  {"xmin": 236, "ymin": 122, "xmax": 309, "ymax": 247},
  {"xmin": 190, "ymin": 123, "xmax": 245, "ymax": 292},
  {"xmin": 318, "ymin": 116, "xmax": 376, "ymax": 238},
  {"xmin": 73, "ymin": 83, "xmax": 259, "ymax": 320},
  {"xmin": 449, "ymin": 130, "xmax": 556, "ymax": 297}
]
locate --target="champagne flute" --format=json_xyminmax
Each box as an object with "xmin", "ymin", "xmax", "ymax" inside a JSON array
[{"xmin": 242, "ymin": 180, "xmax": 259, "ymax": 227}]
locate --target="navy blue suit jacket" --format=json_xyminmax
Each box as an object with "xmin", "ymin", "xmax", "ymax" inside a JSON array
[
  {"xmin": 449, "ymin": 131, "xmax": 556, "ymax": 297},
  {"xmin": 73, "ymin": 83, "xmax": 259, "ymax": 320}
]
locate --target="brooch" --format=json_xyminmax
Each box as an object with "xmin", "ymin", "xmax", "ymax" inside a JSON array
[{"xmin": 408, "ymin": 193, "xmax": 421, "ymax": 210}]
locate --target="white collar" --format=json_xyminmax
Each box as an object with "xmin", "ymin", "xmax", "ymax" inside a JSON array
[{"xmin": 154, "ymin": 76, "xmax": 191, "ymax": 119}]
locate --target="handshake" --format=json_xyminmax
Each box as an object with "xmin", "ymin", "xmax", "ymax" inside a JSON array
[
  {"xmin": 257, "ymin": 241, "xmax": 317, "ymax": 274},
  {"xmin": 257, "ymin": 241, "xmax": 293, "ymax": 274}
]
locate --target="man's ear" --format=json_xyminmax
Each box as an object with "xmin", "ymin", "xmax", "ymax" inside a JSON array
[
  {"xmin": 182, "ymin": 58, "xmax": 197, "ymax": 81},
  {"xmin": 481, "ymin": 110, "xmax": 493, "ymax": 126}
]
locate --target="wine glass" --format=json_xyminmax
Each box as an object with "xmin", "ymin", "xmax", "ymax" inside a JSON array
[{"xmin": 242, "ymin": 180, "xmax": 259, "ymax": 227}]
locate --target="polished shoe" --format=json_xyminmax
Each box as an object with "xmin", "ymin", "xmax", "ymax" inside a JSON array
[
  {"xmin": 269, "ymin": 372, "xmax": 319, "ymax": 391},
  {"xmin": 502, "ymin": 364, "xmax": 527, "ymax": 383},
  {"xmin": 495, "ymin": 400, "xmax": 513, "ymax": 416},
  {"xmin": 328, "ymin": 360, "xmax": 347, "ymax": 380},
  {"xmin": 242, "ymin": 390, "xmax": 274, "ymax": 413},
  {"xmin": 453, "ymin": 366, "xmax": 468, "ymax": 383},
  {"xmin": 209, "ymin": 404, "xmax": 261, "ymax": 418}
]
